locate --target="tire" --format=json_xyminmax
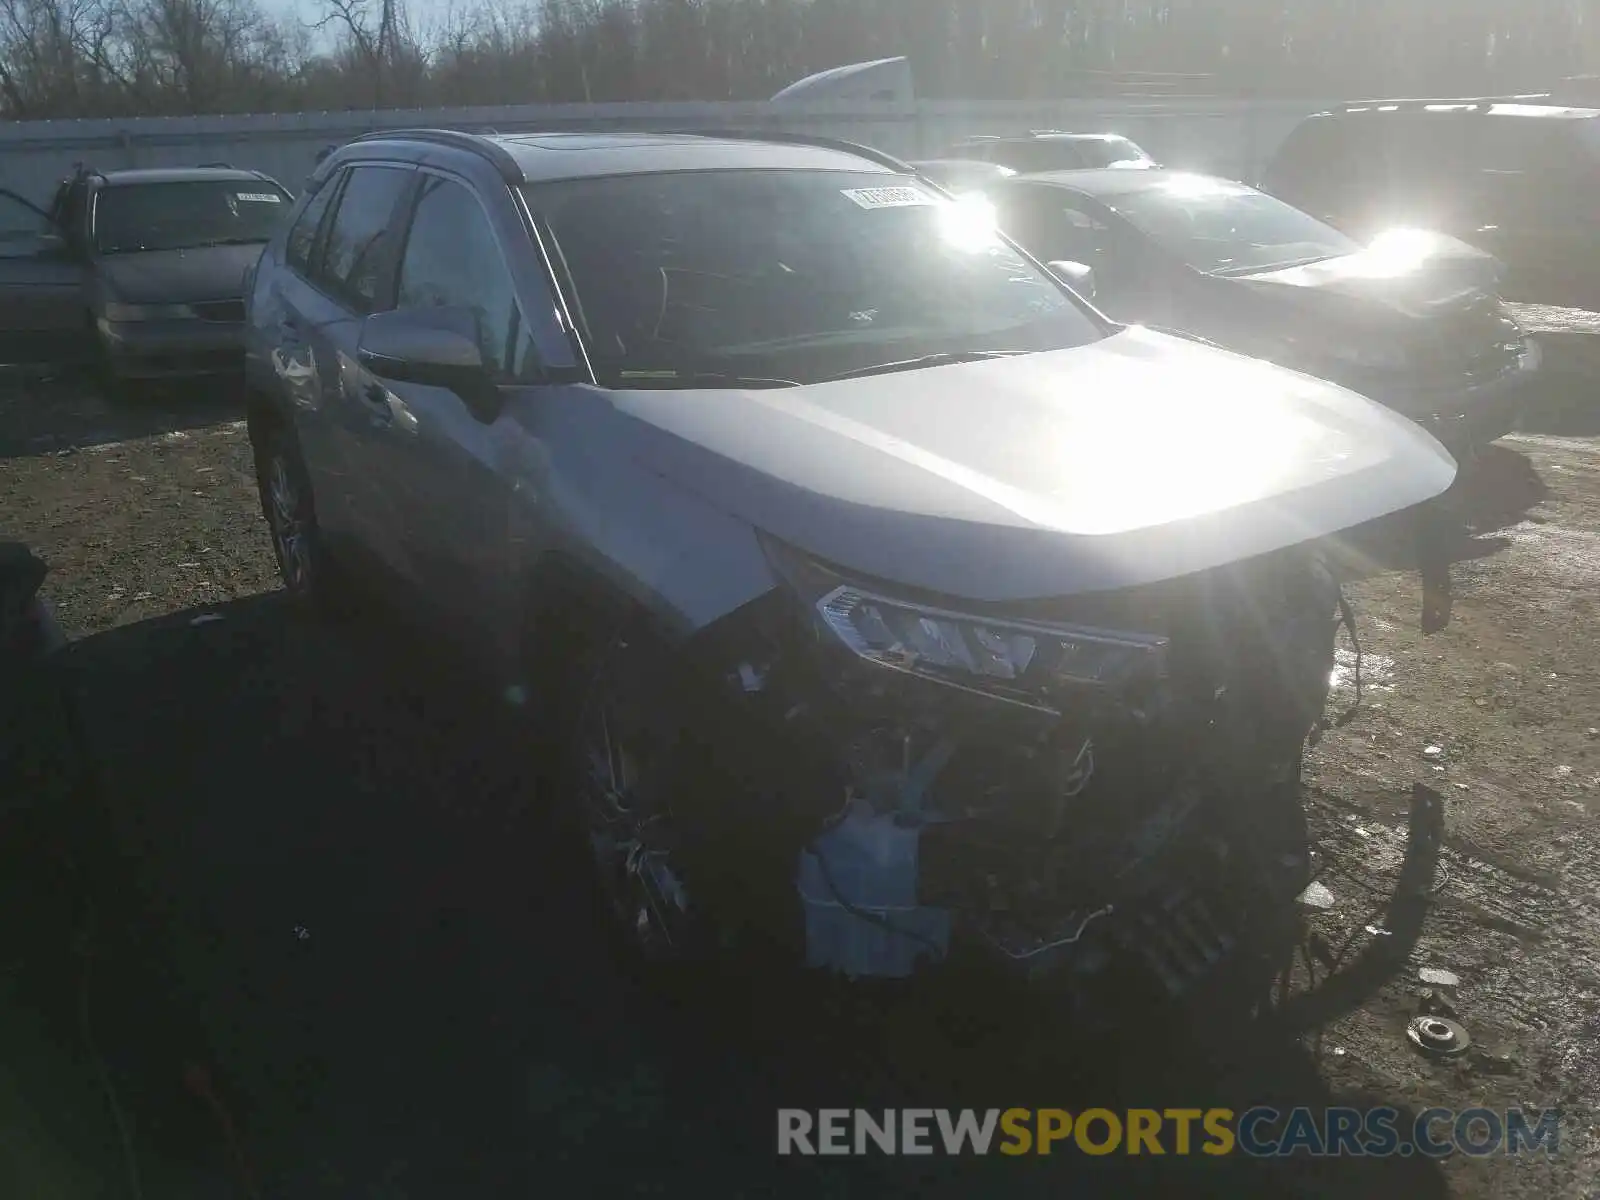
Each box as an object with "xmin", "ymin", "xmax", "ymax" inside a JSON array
[
  {"xmin": 535, "ymin": 610, "xmax": 717, "ymax": 982},
  {"xmin": 251, "ymin": 415, "xmax": 342, "ymax": 615}
]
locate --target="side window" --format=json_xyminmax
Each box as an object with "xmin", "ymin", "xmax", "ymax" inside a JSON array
[
  {"xmin": 395, "ymin": 174, "xmax": 538, "ymax": 382},
  {"xmin": 285, "ymin": 175, "xmax": 339, "ymax": 276},
  {"xmin": 1264, "ymin": 118, "xmax": 1348, "ymax": 195},
  {"xmin": 0, "ymin": 191, "xmax": 60, "ymax": 259},
  {"xmin": 317, "ymin": 165, "xmax": 411, "ymax": 314},
  {"xmin": 991, "ymin": 141, "xmax": 1085, "ymax": 173}
]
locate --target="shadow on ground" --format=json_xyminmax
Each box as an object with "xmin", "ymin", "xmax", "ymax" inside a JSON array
[
  {"xmin": 0, "ymin": 369, "xmax": 245, "ymax": 460},
  {"xmin": 1, "ymin": 593, "xmax": 1452, "ymax": 1198}
]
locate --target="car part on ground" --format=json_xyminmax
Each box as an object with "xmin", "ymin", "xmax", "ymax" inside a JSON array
[
  {"xmin": 243, "ymin": 128, "xmax": 1460, "ymax": 1018},
  {"xmin": 984, "ymin": 168, "xmax": 1543, "ymax": 458}
]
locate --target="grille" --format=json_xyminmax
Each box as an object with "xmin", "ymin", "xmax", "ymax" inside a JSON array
[{"xmin": 191, "ymin": 299, "xmax": 245, "ymax": 323}]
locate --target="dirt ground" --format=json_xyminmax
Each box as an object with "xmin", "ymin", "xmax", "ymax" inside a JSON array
[{"xmin": 0, "ymin": 315, "xmax": 1597, "ymax": 1198}]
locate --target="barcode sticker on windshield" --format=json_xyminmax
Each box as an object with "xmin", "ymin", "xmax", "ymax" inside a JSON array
[
  {"xmin": 840, "ymin": 186, "xmax": 935, "ymax": 210},
  {"xmin": 236, "ymin": 192, "xmax": 281, "ymax": 203}
]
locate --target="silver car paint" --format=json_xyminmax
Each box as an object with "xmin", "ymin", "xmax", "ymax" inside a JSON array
[{"xmin": 248, "ymin": 141, "xmax": 1459, "ymax": 666}]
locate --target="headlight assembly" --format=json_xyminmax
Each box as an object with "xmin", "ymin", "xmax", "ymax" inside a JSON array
[{"xmin": 815, "ymin": 585, "xmax": 1167, "ymax": 709}]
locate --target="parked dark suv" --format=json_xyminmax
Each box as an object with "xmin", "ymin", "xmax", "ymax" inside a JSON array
[
  {"xmin": 0, "ymin": 164, "xmax": 292, "ymax": 380},
  {"xmin": 243, "ymin": 127, "xmax": 1454, "ymax": 1013},
  {"xmin": 1260, "ymin": 98, "xmax": 1600, "ymax": 303}
]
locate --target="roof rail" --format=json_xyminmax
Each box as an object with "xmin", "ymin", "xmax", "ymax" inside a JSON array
[
  {"xmin": 197, "ymin": 160, "xmax": 233, "ymax": 168},
  {"xmin": 659, "ymin": 127, "xmax": 915, "ymax": 172},
  {"xmin": 1340, "ymin": 93, "xmax": 1554, "ymax": 110},
  {"xmin": 345, "ymin": 127, "xmax": 523, "ymax": 182}
]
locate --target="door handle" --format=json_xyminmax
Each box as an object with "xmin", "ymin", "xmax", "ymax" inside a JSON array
[{"xmin": 359, "ymin": 381, "xmax": 393, "ymax": 421}]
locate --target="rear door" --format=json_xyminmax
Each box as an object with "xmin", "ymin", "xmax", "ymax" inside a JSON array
[
  {"xmin": 1459, "ymin": 117, "xmax": 1600, "ymax": 291},
  {"xmin": 0, "ymin": 188, "xmax": 87, "ymax": 365},
  {"xmin": 373, "ymin": 169, "xmax": 545, "ymax": 665}
]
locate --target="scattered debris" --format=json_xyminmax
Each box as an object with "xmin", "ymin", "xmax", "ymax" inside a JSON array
[
  {"xmin": 1365, "ymin": 924, "xmax": 1392, "ymax": 937},
  {"xmin": 1472, "ymin": 1049, "xmax": 1517, "ymax": 1076},
  {"xmin": 293, "ymin": 925, "xmax": 310, "ymax": 941},
  {"xmin": 1407, "ymin": 1014, "xmax": 1471, "ymax": 1057},
  {"xmin": 1418, "ymin": 989, "xmax": 1458, "ymax": 1019},
  {"xmin": 1297, "ymin": 880, "xmax": 1336, "ymax": 909},
  {"xmin": 1423, "ymin": 744, "xmax": 1444, "ymax": 758},
  {"xmin": 1419, "ymin": 967, "xmax": 1460, "ymax": 987}
]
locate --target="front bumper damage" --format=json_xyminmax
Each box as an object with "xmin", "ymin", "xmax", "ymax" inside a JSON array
[{"xmin": 702, "ymin": 539, "xmax": 1356, "ymax": 1006}]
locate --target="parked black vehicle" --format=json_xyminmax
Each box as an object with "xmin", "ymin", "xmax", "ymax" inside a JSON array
[
  {"xmin": 0, "ymin": 164, "xmax": 293, "ymax": 379},
  {"xmin": 984, "ymin": 168, "xmax": 1542, "ymax": 455},
  {"xmin": 943, "ymin": 131, "xmax": 1158, "ymax": 172},
  {"xmin": 1259, "ymin": 98, "xmax": 1600, "ymax": 303}
]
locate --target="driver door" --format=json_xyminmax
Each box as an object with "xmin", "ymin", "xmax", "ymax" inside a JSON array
[
  {"xmin": 0, "ymin": 188, "xmax": 88, "ymax": 365},
  {"xmin": 994, "ymin": 185, "xmax": 1168, "ymax": 322}
]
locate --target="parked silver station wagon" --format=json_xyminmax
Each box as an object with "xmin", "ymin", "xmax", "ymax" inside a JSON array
[{"xmin": 243, "ymin": 128, "xmax": 1455, "ymax": 1012}]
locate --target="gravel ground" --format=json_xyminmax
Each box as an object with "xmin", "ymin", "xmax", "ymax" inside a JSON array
[{"xmin": 1, "ymin": 315, "xmax": 1597, "ymax": 1198}]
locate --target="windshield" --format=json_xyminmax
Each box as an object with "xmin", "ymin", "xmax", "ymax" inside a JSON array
[
  {"xmin": 525, "ymin": 170, "xmax": 1102, "ymax": 386},
  {"xmin": 1106, "ymin": 177, "xmax": 1360, "ymax": 275},
  {"xmin": 93, "ymin": 180, "xmax": 291, "ymax": 254}
]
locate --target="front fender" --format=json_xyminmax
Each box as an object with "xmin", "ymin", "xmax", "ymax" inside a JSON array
[{"xmin": 510, "ymin": 386, "xmax": 782, "ymax": 647}]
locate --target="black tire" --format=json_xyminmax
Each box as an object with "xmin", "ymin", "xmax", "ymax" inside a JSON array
[{"xmin": 250, "ymin": 415, "xmax": 342, "ymax": 615}]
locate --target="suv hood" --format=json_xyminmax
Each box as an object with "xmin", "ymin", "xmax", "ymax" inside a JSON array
[
  {"xmin": 95, "ymin": 243, "xmax": 264, "ymax": 305},
  {"xmin": 1233, "ymin": 231, "xmax": 1503, "ymax": 319},
  {"xmin": 608, "ymin": 326, "xmax": 1456, "ymax": 603}
]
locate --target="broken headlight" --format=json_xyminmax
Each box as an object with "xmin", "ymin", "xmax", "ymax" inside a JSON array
[{"xmin": 762, "ymin": 536, "xmax": 1168, "ymax": 714}]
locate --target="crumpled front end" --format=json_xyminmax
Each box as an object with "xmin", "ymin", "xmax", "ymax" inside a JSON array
[{"xmin": 697, "ymin": 536, "xmax": 1345, "ymax": 1006}]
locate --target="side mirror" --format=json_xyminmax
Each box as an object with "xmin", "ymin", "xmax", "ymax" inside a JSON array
[
  {"xmin": 1048, "ymin": 260, "xmax": 1096, "ymax": 301},
  {"xmin": 357, "ymin": 307, "xmax": 499, "ymax": 418}
]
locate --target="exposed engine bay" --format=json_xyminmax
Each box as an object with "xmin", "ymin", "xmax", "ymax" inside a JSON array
[{"xmin": 700, "ymin": 535, "xmax": 1366, "ymax": 1004}]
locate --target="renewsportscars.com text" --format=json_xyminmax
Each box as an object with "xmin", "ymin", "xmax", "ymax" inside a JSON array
[{"xmin": 776, "ymin": 1107, "xmax": 1562, "ymax": 1158}]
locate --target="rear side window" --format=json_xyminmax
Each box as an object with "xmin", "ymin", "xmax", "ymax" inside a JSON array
[
  {"xmin": 987, "ymin": 140, "xmax": 1087, "ymax": 173},
  {"xmin": 316, "ymin": 165, "xmax": 411, "ymax": 314},
  {"xmin": 1263, "ymin": 117, "xmax": 1351, "ymax": 193}
]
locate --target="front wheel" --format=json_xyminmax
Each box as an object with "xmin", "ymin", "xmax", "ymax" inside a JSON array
[{"xmin": 546, "ymin": 624, "xmax": 715, "ymax": 971}]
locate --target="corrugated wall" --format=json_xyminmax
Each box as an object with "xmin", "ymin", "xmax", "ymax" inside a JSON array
[{"xmin": 0, "ymin": 97, "xmax": 1332, "ymax": 204}]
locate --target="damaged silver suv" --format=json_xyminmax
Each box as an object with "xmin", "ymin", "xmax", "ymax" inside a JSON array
[{"xmin": 244, "ymin": 129, "xmax": 1456, "ymax": 1008}]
